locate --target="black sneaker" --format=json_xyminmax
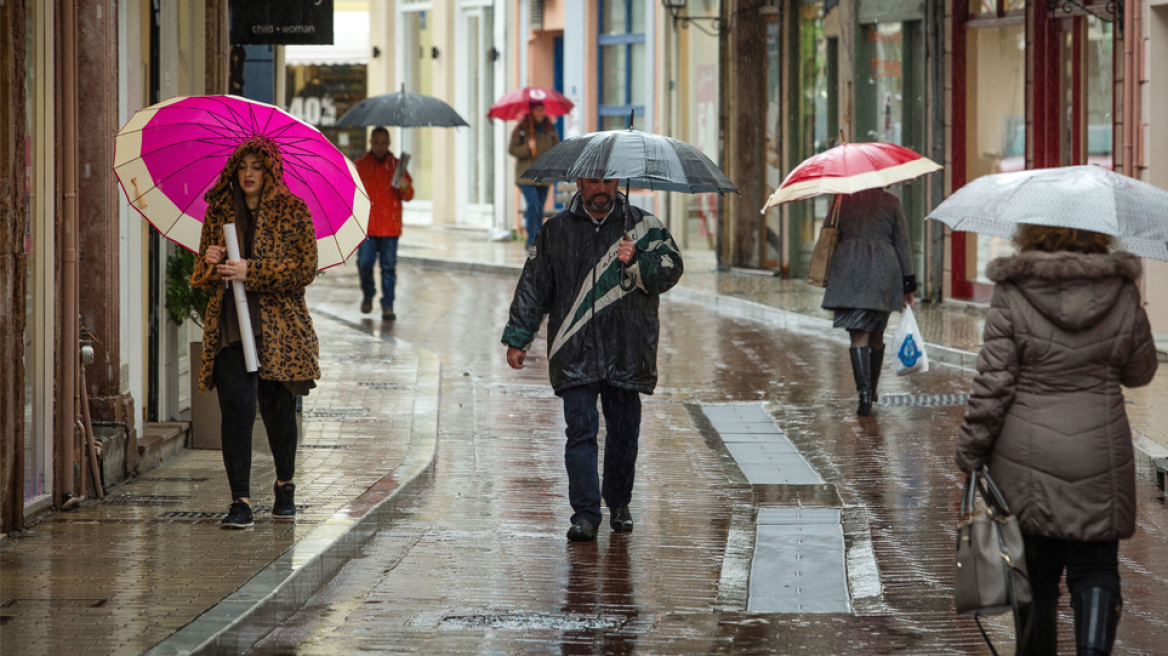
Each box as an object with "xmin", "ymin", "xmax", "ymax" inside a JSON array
[
  {"xmin": 221, "ymin": 500, "xmax": 254, "ymax": 529},
  {"xmin": 273, "ymin": 481, "xmax": 296, "ymax": 517}
]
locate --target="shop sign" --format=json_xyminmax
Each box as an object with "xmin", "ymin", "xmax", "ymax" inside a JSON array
[{"xmin": 231, "ymin": 0, "xmax": 335, "ymax": 46}]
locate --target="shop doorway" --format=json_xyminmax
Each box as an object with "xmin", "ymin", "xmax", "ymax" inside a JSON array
[{"xmin": 456, "ymin": 1, "xmax": 498, "ymax": 229}]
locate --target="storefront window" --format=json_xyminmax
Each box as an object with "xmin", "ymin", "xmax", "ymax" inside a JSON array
[
  {"xmin": 859, "ymin": 19, "xmax": 927, "ymax": 277},
  {"xmin": 965, "ymin": 23, "xmax": 1025, "ymax": 283},
  {"xmin": 284, "ymin": 64, "xmax": 367, "ymax": 162},
  {"xmin": 765, "ymin": 18, "xmax": 782, "ymax": 266},
  {"xmin": 789, "ymin": 0, "xmax": 831, "ymax": 277},
  {"xmin": 676, "ymin": 0, "xmax": 720, "ymax": 250},
  {"xmin": 862, "ymin": 23, "xmax": 903, "ymax": 144},
  {"xmin": 463, "ymin": 7, "xmax": 494, "ymax": 207},
  {"xmin": 599, "ymin": 0, "xmax": 646, "ymax": 131}
]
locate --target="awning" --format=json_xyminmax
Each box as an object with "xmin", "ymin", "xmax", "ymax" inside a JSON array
[{"xmin": 284, "ymin": 12, "xmax": 369, "ymax": 66}]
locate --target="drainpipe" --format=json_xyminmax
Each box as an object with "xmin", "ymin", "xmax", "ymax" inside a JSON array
[
  {"xmin": 1122, "ymin": 1, "xmax": 1137, "ymax": 178},
  {"xmin": 58, "ymin": 0, "xmax": 80, "ymax": 505}
]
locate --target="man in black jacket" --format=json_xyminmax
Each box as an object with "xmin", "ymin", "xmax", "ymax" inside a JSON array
[{"xmin": 502, "ymin": 178, "xmax": 684, "ymax": 542}]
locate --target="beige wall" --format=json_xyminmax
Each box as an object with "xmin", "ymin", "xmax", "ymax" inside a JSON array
[{"xmin": 1143, "ymin": 2, "xmax": 1168, "ymax": 337}]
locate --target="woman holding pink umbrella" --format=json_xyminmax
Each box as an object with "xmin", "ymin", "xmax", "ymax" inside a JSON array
[{"xmin": 191, "ymin": 136, "xmax": 320, "ymax": 529}]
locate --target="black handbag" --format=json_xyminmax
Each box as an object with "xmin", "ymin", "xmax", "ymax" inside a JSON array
[{"xmin": 955, "ymin": 467, "xmax": 1032, "ymax": 655}]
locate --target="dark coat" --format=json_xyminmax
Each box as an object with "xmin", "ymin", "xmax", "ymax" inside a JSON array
[
  {"xmin": 191, "ymin": 137, "xmax": 321, "ymax": 392},
  {"xmin": 501, "ymin": 195, "xmax": 684, "ymax": 395},
  {"xmin": 821, "ymin": 189, "xmax": 915, "ymax": 312},
  {"xmin": 956, "ymin": 250, "xmax": 1158, "ymax": 542}
]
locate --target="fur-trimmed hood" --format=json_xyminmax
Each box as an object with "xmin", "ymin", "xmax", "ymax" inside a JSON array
[
  {"xmin": 204, "ymin": 135, "xmax": 289, "ymax": 206},
  {"xmin": 987, "ymin": 250, "xmax": 1142, "ymax": 331}
]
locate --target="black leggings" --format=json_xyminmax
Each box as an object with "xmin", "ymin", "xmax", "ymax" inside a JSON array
[
  {"xmin": 1023, "ymin": 535, "xmax": 1121, "ymax": 600},
  {"xmin": 213, "ymin": 344, "xmax": 298, "ymax": 500}
]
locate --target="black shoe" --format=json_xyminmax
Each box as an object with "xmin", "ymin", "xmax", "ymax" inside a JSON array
[
  {"xmin": 566, "ymin": 520, "xmax": 597, "ymax": 542},
  {"xmin": 382, "ymin": 308, "xmax": 396, "ymax": 321},
  {"xmin": 849, "ymin": 347, "xmax": 873, "ymax": 417},
  {"xmin": 1072, "ymin": 587, "xmax": 1121, "ymax": 656},
  {"xmin": 1018, "ymin": 597, "xmax": 1059, "ymax": 656},
  {"xmin": 869, "ymin": 346, "xmax": 885, "ymax": 404},
  {"xmin": 361, "ymin": 297, "xmax": 373, "ymax": 314},
  {"xmin": 273, "ymin": 481, "xmax": 296, "ymax": 517},
  {"xmin": 220, "ymin": 500, "xmax": 254, "ymax": 529},
  {"xmin": 610, "ymin": 507, "xmax": 633, "ymax": 532}
]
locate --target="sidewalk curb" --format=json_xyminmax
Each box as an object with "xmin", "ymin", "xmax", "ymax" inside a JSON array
[
  {"xmin": 398, "ymin": 253, "xmax": 523, "ymax": 278},
  {"xmin": 143, "ymin": 319, "xmax": 441, "ymax": 656}
]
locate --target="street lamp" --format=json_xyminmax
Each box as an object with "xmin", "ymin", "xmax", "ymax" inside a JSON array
[{"xmin": 661, "ymin": 0, "xmax": 723, "ymax": 34}]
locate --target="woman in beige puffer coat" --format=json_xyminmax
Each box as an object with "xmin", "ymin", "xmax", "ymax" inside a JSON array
[{"xmin": 956, "ymin": 225, "xmax": 1158, "ymax": 656}]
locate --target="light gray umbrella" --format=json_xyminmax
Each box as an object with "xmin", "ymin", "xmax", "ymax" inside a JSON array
[{"xmin": 928, "ymin": 165, "xmax": 1168, "ymax": 260}]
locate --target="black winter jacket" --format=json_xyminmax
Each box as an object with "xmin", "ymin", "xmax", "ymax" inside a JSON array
[{"xmin": 501, "ymin": 194, "xmax": 684, "ymax": 395}]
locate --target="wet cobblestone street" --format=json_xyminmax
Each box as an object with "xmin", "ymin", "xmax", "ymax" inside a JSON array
[{"xmin": 248, "ymin": 262, "xmax": 1168, "ymax": 655}]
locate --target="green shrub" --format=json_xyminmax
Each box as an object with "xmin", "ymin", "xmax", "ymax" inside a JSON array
[{"xmin": 165, "ymin": 249, "xmax": 212, "ymax": 328}]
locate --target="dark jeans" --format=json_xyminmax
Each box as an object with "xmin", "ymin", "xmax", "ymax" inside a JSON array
[
  {"xmin": 214, "ymin": 344, "xmax": 298, "ymax": 500},
  {"xmin": 357, "ymin": 235, "xmax": 399, "ymax": 310},
  {"xmin": 1023, "ymin": 535, "xmax": 1121, "ymax": 600},
  {"xmin": 561, "ymin": 382, "xmax": 641, "ymax": 527},
  {"xmin": 519, "ymin": 185, "xmax": 549, "ymax": 247}
]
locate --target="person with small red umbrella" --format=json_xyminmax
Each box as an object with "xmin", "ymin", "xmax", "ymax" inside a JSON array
[{"xmin": 509, "ymin": 101, "xmax": 560, "ymax": 247}]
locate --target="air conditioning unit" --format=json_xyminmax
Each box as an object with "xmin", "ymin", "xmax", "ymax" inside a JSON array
[{"xmin": 530, "ymin": 0, "xmax": 544, "ymax": 30}]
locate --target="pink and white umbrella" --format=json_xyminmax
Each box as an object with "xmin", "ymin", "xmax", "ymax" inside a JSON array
[{"xmin": 113, "ymin": 95, "xmax": 370, "ymax": 270}]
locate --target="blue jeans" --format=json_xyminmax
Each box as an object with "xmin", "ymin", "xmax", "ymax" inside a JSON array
[
  {"xmin": 357, "ymin": 236, "xmax": 399, "ymax": 310},
  {"xmin": 519, "ymin": 185, "xmax": 549, "ymax": 247},
  {"xmin": 561, "ymin": 382, "xmax": 641, "ymax": 527}
]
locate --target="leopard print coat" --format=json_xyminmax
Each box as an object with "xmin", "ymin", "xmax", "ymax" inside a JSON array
[{"xmin": 191, "ymin": 136, "xmax": 321, "ymax": 391}]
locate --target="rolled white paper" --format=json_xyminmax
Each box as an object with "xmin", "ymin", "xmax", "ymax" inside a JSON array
[{"xmin": 222, "ymin": 223, "xmax": 259, "ymax": 373}]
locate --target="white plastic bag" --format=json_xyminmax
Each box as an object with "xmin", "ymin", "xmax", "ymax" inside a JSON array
[{"xmin": 893, "ymin": 305, "xmax": 929, "ymax": 376}]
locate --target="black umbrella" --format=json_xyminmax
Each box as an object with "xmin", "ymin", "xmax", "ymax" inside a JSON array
[
  {"xmin": 523, "ymin": 125, "xmax": 737, "ymax": 289},
  {"xmin": 520, "ymin": 128, "xmax": 738, "ymax": 194},
  {"xmin": 336, "ymin": 85, "xmax": 469, "ymax": 128}
]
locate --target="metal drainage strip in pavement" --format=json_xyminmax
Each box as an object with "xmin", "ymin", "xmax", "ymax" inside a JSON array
[
  {"xmin": 749, "ymin": 508, "xmax": 851, "ymax": 613},
  {"xmin": 699, "ymin": 403, "xmax": 824, "ymax": 485},
  {"xmin": 700, "ymin": 404, "xmax": 849, "ymax": 613}
]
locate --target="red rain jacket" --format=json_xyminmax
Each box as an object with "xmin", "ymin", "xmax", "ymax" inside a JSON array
[{"xmin": 356, "ymin": 151, "xmax": 414, "ymax": 237}]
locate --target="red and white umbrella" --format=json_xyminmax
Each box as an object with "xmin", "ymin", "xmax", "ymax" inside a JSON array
[
  {"xmin": 762, "ymin": 142, "xmax": 941, "ymax": 213},
  {"xmin": 487, "ymin": 87, "xmax": 574, "ymax": 121}
]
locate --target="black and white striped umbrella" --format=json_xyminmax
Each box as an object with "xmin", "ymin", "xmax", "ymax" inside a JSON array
[{"xmin": 521, "ymin": 129, "xmax": 738, "ymax": 195}]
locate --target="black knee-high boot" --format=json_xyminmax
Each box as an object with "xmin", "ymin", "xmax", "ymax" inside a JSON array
[
  {"xmin": 870, "ymin": 346, "xmax": 885, "ymax": 403},
  {"xmin": 1018, "ymin": 598, "xmax": 1059, "ymax": 656},
  {"xmin": 849, "ymin": 347, "xmax": 873, "ymax": 417},
  {"xmin": 1072, "ymin": 587, "xmax": 1121, "ymax": 656}
]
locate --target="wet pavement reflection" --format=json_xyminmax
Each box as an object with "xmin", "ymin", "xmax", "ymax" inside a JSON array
[{"xmin": 249, "ymin": 262, "xmax": 1168, "ymax": 655}]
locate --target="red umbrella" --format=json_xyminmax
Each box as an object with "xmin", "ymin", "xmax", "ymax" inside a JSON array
[
  {"xmin": 762, "ymin": 141, "xmax": 941, "ymax": 212},
  {"xmin": 487, "ymin": 87, "xmax": 574, "ymax": 121}
]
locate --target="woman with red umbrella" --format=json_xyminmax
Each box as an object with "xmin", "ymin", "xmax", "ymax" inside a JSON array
[
  {"xmin": 191, "ymin": 136, "xmax": 320, "ymax": 529},
  {"xmin": 824, "ymin": 188, "xmax": 917, "ymax": 417},
  {"xmin": 762, "ymin": 141, "xmax": 940, "ymax": 417},
  {"xmin": 509, "ymin": 101, "xmax": 561, "ymax": 247}
]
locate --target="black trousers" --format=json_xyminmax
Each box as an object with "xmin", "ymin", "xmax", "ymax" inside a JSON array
[
  {"xmin": 1023, "ymin": 534, "xmax": 1121, "ymax": 600},
  {"xmin": 561, "ymin": 382, "xmax": 641, "ymax": 527},
  {"xmin": 213, "ymin": 343, "xmax": 298, "ymax": 500}
]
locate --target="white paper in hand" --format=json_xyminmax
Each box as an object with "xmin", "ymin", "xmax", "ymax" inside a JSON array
[
  {"xmin": 222, "ymin": 224, "xmax": 259, "ymax": 373},
  {"xmin": 893, "ymin": 304, "xmax": 929, "ymax": 376}
]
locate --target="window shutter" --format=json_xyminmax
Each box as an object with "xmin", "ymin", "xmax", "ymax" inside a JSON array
[{"xmin": 530, "ymin": 0, "xmax": 544, "ymax": 30}]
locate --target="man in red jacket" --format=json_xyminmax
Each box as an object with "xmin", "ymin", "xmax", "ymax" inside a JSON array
[{"xmin": 356, "ymin": 127, "xmax": 414, "ymax": 320}]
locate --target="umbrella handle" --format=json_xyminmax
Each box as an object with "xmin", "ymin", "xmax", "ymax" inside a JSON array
[{"xmin": 620, "ymin": 186, "xmax": 637, "ymax": 292}]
